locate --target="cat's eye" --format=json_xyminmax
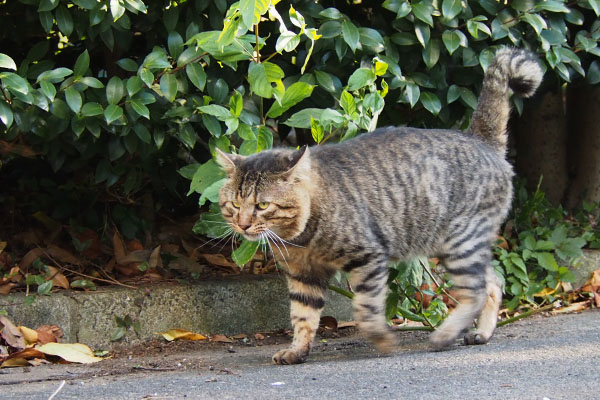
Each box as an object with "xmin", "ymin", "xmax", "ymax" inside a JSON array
[
  {"xmin": 257, "ymin": 202, "xmax": 270, "ymax": 210},
  {"xmin": 232, "ymin": 201, "xmax": 240, "ymax": 208}
]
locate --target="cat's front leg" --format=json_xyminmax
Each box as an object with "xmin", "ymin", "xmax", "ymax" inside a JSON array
[{"xmin": 272, "ymin": 272, "xmax": 329, "ymax": 365}]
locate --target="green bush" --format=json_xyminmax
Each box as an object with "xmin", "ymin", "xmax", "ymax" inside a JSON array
[{"xmin": 1, "ymin": 0, "xmax": 599, "ymax": 244}]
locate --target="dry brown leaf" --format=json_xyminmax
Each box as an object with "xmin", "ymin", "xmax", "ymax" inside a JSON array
[
  {"xmin": 168, "ymin": 254, "xmax": 205, "ymax": 273},
  {"xmin": 202, "ymin": 253, "xmax": 237, "ymax": 269},
  {"xmin": 585, "ymin": 269, "xmax": 600, "ymax": 288},
  {"xmin": 120, "ymin": 250, "xmax": 152, "ymax": 264},
  {"xmin": 127, "ymin": 239, "xmax": 144, "ymax": 252},
  {"xmin": 74, "ymin": 229, "xmax": 102, "ymax": 259},
  {"xmin": 8, "ymin": 347, "xmax": 45, "ymax": 361},
  {"xmin": 113, "ymin": 231, "xmax": 127, "ymax": 264},
  {"xmin": 148, "ymin": 246, "xmax": 162, "ymax": 269},
  {"xmin": 337, "ymin": 321, "xmax": 358, "ymax": 329},
  {"xmin": 319, "ymin": 316, "xmax": 338, "ymax": 331},
  {"xmin": 27, "ymin": 358, "xmax": 49, "ymax": 367},
  {"xmin": 232, "ymin": 333, "xmax": 247, "ymax": 339},
  {"xmin": 158, "ymin": 329, "xmax": 208, "ymax": 342},
  {"xmin": 18, "ymin": 326, "xmax": 38, "ymax": 344},
  {"xmin": 211, "ymin": 334, "xmax": 233, "ymax": 343},
  {"xmin": 0, "ymin": 283, "xmax": 17, "ymax": 295},
  {"xmin": 0, "ymin": 241, "xmax": 6, "ymax": 254},
  {"xmin": 19, "ymin": 248, "xmax": 45, "ymax": 270},
  {"xmin": 36, "ymin": 325, "xmax": 63, "ymax": 344},
  {"xmin": 594, "ymin": 292, "xmax": 600, "ymax": 308},
  {"xmin": 254, "ymin": 333, "xmax": 265, "ymax": 340},
  {"xmin": 46, "ymin": 266, "xmax": 70, "ymax": 290},
  {"xmin": 551, "ymin": 300, "xmax": 592, "ymax": 315},
  {"xmin": 0, "ymin": 316, "xmax": 25, "ymax": 349},
  {"xmin": 46, "ymin": 245, "xmax": 82, "ymax": 266}
]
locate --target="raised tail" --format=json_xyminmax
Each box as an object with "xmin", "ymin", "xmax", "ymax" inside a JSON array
[{"xmin": 469, "ymin": 47, "xmax": 543, "ymax": 154}]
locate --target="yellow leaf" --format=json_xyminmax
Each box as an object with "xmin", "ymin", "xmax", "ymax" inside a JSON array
[
  {"xmin": 533, "ymin": 287, "xmax": 557, "ymax": 297},
  {"xmin": 1, "ymin": 358, "xmax": 29, "ymax": 368},
  {"xmin": 158, "ymin": 329, "xmax": 208, "ymax": 342},
  {"xmin": 18, "ymin": 326, "xmax": 38, "ymax": 344},
  {"xmin": 36, "ymin": 343, "xmax": 104, "ymax": 364}
]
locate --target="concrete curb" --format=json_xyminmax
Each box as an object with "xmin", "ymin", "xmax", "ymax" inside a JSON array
[{"xmin": 0, "ymin": 275, "xmax": 353, "ymax": 349}]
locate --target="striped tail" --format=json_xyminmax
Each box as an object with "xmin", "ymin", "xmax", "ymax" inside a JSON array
[{"xmin": 469, "ymin": 47, "xmax": 543, "ymax": 154}]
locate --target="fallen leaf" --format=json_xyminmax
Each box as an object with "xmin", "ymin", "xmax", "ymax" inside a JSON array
[
  {"xmin": 120, "ymin": 250, "xmax": 152, "ymax": 264},
  {"xmin": 46, "ymin": 245, "xmax": 82, "ymax": 266},
  {"xmin": 0, "ymin": 283, "xmax": 17, "ymax": 295},
  {"xmin": 18, "ymin": 326, "xmax": 38, "ymax": 344},
  {"xmin": 594, "ymin": 292, "xmax": 600, "ymax": 308},
  {"xmin": 254, "ymin": 333, "xmax": 265, "ymax": 340},
  {"xmin": 210, "ymin": 334, "xmax": 233, "ymax": 343},
  {"xmin": 168, "ymin": 254, "xmax": 205, "ymax": 273},
  {"xmin": 158, "ymin": 329, "xmax": 208, "ymax": 342},
  {"xmin": 0, "ymin": 241, "xmax": 6, "ymax": 254},
  {"xmin": 585, "ymin": 269, "xmax": 600, "ymax": 287},
  {"xmin": 127, "ymin": 239, "xmax": 144, "ymax": 252},
  {"xmin": 73, "ymin": 229, "xmax": 102, "ymax": 259},
  {"xmin": 232, "ymin": 333, "xmax": 247, "ymax": 339},
  {"xmin": 19, "ymin": 248, "xmax": 45, "ymax": 270},
  {"xmin": 0, "ymin": 357, "xmax": 28, "ymax": 368},
  {"xmin": 338, "ymin": 321, "xmax": 358, "ymax": 329},
  {"xmin": 27, "ymin": 358, "xmax": 50, "ymax": 367},
  {"xmin": 36, "ymin": 325, "xmax": 63, "ymax": 344},
  {"xmin": 113, "ymin": 231, "xmax": 127, "ymax": 264},
  {"xmin": 36, "ymin": 343, "xmax": 103, "ymax": 363},
  {"xmin": 7, "ymin": 347, "xmax": 45, "ymax": 361},
  {"xmin": 201, "ymin": 253, "xmax": 238, "ymax": 269},
  {"xmin": 46, "ymin": 266, "xmax": 70, "ymax": 290},
  {"xmin": 551, "ymin": 300, "xmax": 592, "ymax": 315},
  {"xmin": 319, "ymin": 316, "xmax": 338, "ymax": 331},
  {"xmin": 0, "ymin": 316, "xmax": 25, "ymax": 349},
  {"xmin": 534, "ymin": 287, "xmax": 557, "ymax": 297},
  {"xmin": 148, "ymin": 246, "xmax": 162, "ymax": 269}
]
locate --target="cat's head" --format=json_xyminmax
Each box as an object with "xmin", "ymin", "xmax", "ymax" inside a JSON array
[{"xmin": 215, "ymin": 146, "xmax": 313, "ymax": 242}]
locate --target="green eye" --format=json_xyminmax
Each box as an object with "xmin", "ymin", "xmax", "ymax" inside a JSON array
[
  {"xmin": 232, "ymin": 201, "xmax": 240, "ymax": 208},
  {"xmin": 257, "ymin": 202, "xmax": 269, "ymax": 210}
]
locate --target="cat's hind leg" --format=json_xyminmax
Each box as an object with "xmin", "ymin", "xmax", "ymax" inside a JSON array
[
  {"xmin": 464, "ymin": 269, "xmax": 502, "ymax": 345},
  {"xmin": 430, "ymin": 234, "xmax": 493, "ymax": 350},
  {"xmin": 346, "ymin": 254, "xmax": 397, "ymax": 353}
]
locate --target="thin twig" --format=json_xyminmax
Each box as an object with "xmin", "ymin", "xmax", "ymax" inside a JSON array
[
  {"xmin": 328, "ymin": 284, "xmax": 354, "ymax": 299},
  {"xmin": 422, "ymin": 262, "xmax": 460, "ymax": 305},
  {"xmin": 47, "ymin": 380, "xmax": 66, "ymax": 400}
]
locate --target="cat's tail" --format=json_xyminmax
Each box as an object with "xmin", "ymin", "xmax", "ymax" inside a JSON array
[{"xmin": 469, "ymin": 47, "xmax": 543, "ymax": 154}]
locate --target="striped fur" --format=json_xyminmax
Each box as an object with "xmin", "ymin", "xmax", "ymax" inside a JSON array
[{"xmin": 216, "ymin": 48, "xmax": 543, "ymax": 364}]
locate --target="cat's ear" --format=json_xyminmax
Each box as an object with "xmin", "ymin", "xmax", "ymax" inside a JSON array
[
  {"xmin": 283, "ymin": 145, "xmax": 311, "ymax": 177},
  {"xmin": 215, "ymin": 148, "xmax": 243, "ymax": 175}
]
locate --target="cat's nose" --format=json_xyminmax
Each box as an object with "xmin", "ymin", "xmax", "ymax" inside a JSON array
[{"xmin": 238, "ymin": 223, "xmax": 251, "ymax": 231}]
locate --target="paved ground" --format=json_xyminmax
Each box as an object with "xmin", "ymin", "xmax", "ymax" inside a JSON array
[{"xmin": 1, "ymin": 309, "xmax": 598, "ymax": 400}]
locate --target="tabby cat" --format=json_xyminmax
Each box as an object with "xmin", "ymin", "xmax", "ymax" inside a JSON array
[{"xmin": 215, "ymin": 47, "xmax": 543, "ymax": 365}]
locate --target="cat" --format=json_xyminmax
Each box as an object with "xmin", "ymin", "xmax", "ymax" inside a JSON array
[{"xmin": 215, "ymin": 47, "xmax": 543, "ymax": 365}]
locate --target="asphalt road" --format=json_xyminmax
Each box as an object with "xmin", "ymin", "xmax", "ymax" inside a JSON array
[{"xmin": 1, "ymin": 309, "xmax": 598, "ymax": 400}]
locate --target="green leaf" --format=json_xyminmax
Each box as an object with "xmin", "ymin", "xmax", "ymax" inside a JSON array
[
  {"xmin": 340, "ymin": 90, "xmax": 356, "ymax": 115},
  {"xmin": 535, "ymin": 0, "xmax": 570, "ymax": 13},
  {"xmin": 110, "ymin": 0, "xmax": 126, "ymax": 21},
  {"xmin": 37, "ymin": 68, "xmax": 73, "ymax": 83},
  {"xmin": 117, "ymin": 58, "xmax": 139, "ymax": 72},
  {"xmin": 521, "ymin": 13, "xmax": 547, "ymax": 35},
  {"xmin": 202, "ymin": 114, "xmax": 222, "ymax": 137},
  {"xmin": 404, "ymin": 82, "xmax": 420, "ymax": 107},
  {"xmin": 38, "ymin": 0, "xmax": 59, "ymax": 12},
  {"xmin": 276, "ymin": 31, "xmax": 301, "ymax": 53},
  {"xmin": 0, "ymin": 53, "xmax": 17, "ymax": 71},
  {"xmin": 536, "ymin": 252, "xmax": 559, "ymax": 271},
  {"xmin": 106, "ymin": 76, "xmax": 125, "ymax": 105},
  {"xmin": 248, "ymin": 62, "xmax": 272, "ymax": 98},
  {"xmin": 420, "ymin": 91, "xmax": 441, "ymax": 115},
  {"xmin": 0, "ymin": 100, "xmax": 13, "ymax": 128},
  {"xmin": 315, "ymin": 70, "xmax": 338, "ymax": 93},
  {"xmin": 134, "ymin": 123, "xmax": 151, "ymax": 143},
  {"xmin": 284, "ymin": 108, "xmax": 324, "ymax": 128},
  {"xmin": 442, "ymin": 30, "xmax": 461, "ymax": 55},
  {"xmin": 186, "ymin": 63, "xmax": 207, "ymax": 91},
  {"xmin": 342, "ymin": 20, "xmax": 360, "ymax": 52},
  {"xmin": 232, "ymin": 239, "xmax": 260, "ymax": 266},
  {"xmin": 74, "ymin": 50, "xmax": 90, "ymax": 78},
  {"xmin": 189, "ymin": 159, "xmax": 226, "ymax": 195},
  {"xmin": 81, "ymin": 102, "xmax": 103, "ymax": 117},
  {"xmin": 347, "ymin": 68, "xmax": 376, "ymax": 91},
  {"xmin": 168, "ymin": 31, "xmax": 184, "ymax": 60},
  {"xmin": 56, "ymin": 5, "xmax": 73, "ymax": 36},
  {"xmin": 126, "ymin": 76, "xmax": 143, "ymax": 96},
  {"xmin": 104, "ymin": 104, "xmax": 124, "ymax": 124},
  {"xmin": 266, "ymin": 82, "xmax": 314, "ymax": 118},
  {"xmin": 143, "ymin": 51, "xmax": 171, "ymax": 70},
  {"xmin": 80, "ymin": 77, "xmax": 104, "ymax": 89},
  {"xmin": 37, "ymin": 280, "xmax": 53, "ymax": 295},
  {"xmin": 198, "ymin": 104, "xmax": 231, "ymax": 121},
  {"xmin": 40, "ymin": 81, "xmax": 56, "ymax": 101},
  {"xmin": 412, "ymin": 2, "xmax": 434, "ymax": 27},
  {"xmin": 160, "ymin": 73, "xmax": 177, "ymax": 102},
  {"xmin": 311, "ymin": 117, "xmax": 324, "ymax": 144},
  {"xmin": 359, "ymin": 28, "xmax": 385, "ymax": 53},
  {"xmin": 229, "ymin": 91, "xmax": 243, "ymax": 118},
  {"xmin": 1, "ymin": 73, "xmax": 29, "ymax": 96},
  {"xmin": 65, "ymin": 87, "xmax": 82, "ymax": 113},
  {"xmin": 198, "ymin": 178, "xmax": 226, "ymax": 206},
  {"xmin": 319, "ymin": 7, "xmax": 343, "ymax": 19},
  {"xmin": 422, "ymin": 39, "xmax": 440, "ymax": 69},
  {"xmin": 442, "ymin": 0, "xmax": 462, "ymax": 19},
  {"xmin": 318, "ymin": 21, "xmax": 342, "ymax": 39},
  {"xmin": 130, "ymin": 98, "xmax": 150, "ymax": 119},
  {"xmin": 414, "ymin": 22, "xmax": 430, "ymax": 48},
  {"xmin": 39, "ymin": 11, "xmax": 54, "ymax": 33}
]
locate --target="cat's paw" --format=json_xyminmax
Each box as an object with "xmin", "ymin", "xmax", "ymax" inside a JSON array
[
  {"xmin": 272, "ymin": 348, "xmax": 307, "ymax": 365},
  {"xmin": 463, "ymin": 331, "xmax": 491, "ymax": 346},
  {"xmin": 429, "ymin": 329, "xmax": 459, "ymax": 350},
  {"xmin": 371, "ymin": 330, "xmax": 398, "ymax": 354}
]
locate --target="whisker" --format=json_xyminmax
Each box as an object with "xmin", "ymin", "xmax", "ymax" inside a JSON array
[
  {"xmin": 266, "ymin": 229, "xmax": 290, "ymax": 257},
  {"xmin": 264, "ymin": 230, "xmax": 289, "ymax": 269}
]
